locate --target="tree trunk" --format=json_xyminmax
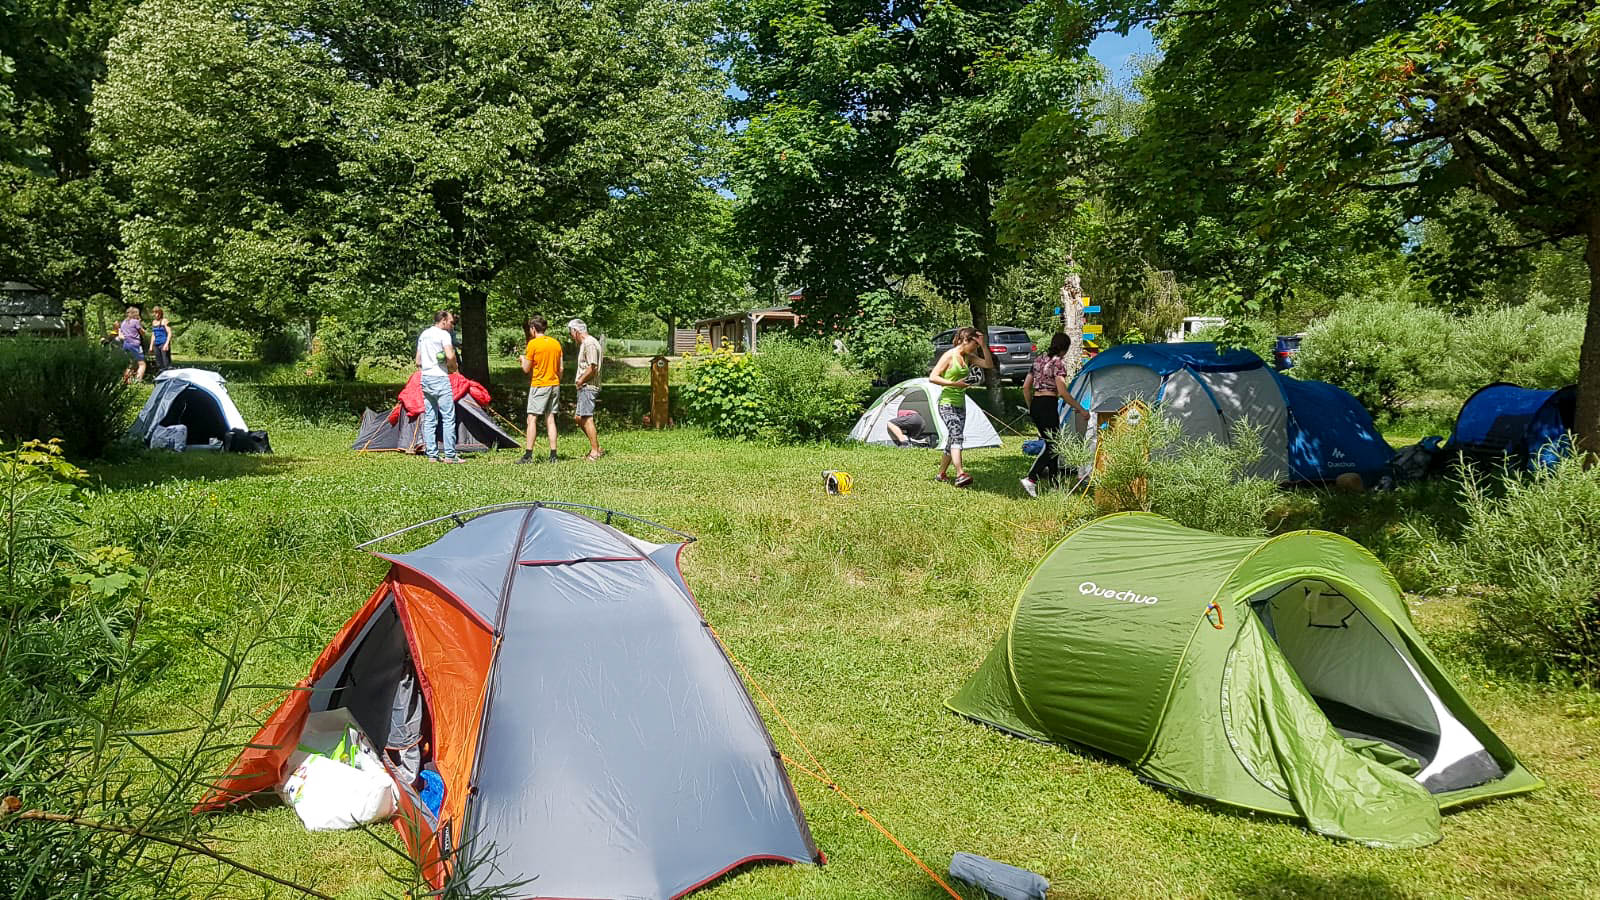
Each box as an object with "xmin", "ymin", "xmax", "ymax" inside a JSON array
[
  {"xmin": 457, "ymin": 282, "xmax": 490, "ymax": 385},
  {"xmin": 967, "ymin": 286, "xmax": 1004, "ymax": 410},
  {"xmin": 1578, "ymin": 216, "xmax": 1600, "ymax": 458},
  {"xmin": 1060, "ymin": 257, "xmax": 1085, "ymax": 375}
]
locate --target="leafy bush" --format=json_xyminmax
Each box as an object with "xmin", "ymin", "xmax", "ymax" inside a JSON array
[
  {"xmin": 175, "ymin": 319, "xmax": 252, "ymax": 359},
  {"xmin": 1295, "ymin": 299, "xmax": 1449, "ymax": 417},
  {"xmin": 307, "ymin": 315, "xmax": 361, "ymax": 380},
  {"xmin": 1186, "ymin": 316, "xmax": 1275, "ymax": 362},
  {"xmin": 845, "ymin": 289, "xmax": 934, "ymax": 383},
  {"xmin": 254, "ymin": 329, "xmax": 304, "ymax": 364},
  {"xmin": 1458, "ymin": 456, "xmax": 1600, "ymax": 681},
  {"xmin": 0, "ymin": 339, "xmax": 131, "ymax": 458},
  {"xmin": 683, "ymin": 340, "xmax": 761, "ymax": 439},
  {"xmin": 1059, "ymin": 414, "xmax": 1287, "ymax": 536},
  {"xmin": 491, "ymin": 325, "xmax": 527, "ymax": 359},
  {"xmin": 1440, "ymin": 302, "xmax": 1582, "ymax": 393},
  {"xmin": 750, "ymin": 337, "xmax": 872, "ymax": 443}
]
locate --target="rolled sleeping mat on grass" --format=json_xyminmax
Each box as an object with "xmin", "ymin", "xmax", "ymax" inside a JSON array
[{"xmin": 948, "ymin": 851, "xmax": 1049, "ymax": 900}]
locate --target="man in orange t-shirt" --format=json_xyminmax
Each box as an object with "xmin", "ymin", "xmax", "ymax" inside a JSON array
[{"xmin": 518, "ymin": 315, "xmax": 564, "ymax": 463}]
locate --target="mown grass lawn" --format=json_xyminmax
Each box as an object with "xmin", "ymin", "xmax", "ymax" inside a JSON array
[{"xmin": 83, "ymin": 401, "xmax": 1600, "ymax": 898}]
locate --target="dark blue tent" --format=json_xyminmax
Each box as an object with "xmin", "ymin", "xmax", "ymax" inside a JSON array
[
  {"xmin": 1276, "ymin": 376, "xmax": 1397, "ymax": 483},
  {"xmin": 1445, "ymin": 383, "xmax": 1577, "ymax": 469},
  {"xmin": 1069, "ymin": 343, "xmax": 1394, "ymax": 484}
]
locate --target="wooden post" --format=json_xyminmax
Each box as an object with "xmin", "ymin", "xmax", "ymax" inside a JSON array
[
  {"xmin": 650, "ymin": 355, "xmax": 671, "ymax": 428},
  {"xmin": 1059, "ymin": 257, "xmax": 1086, "ymax": 374}
]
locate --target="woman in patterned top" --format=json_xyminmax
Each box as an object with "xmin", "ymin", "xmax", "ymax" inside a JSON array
[{"xmin": 1019, "ymin": 333, "xmax": 1090, "ymax": 497}]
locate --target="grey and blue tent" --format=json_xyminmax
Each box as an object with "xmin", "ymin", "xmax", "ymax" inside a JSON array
[
  {"xmin": 1068, "ymin": 344, "xmax": 1393, "ymax": 484},
  {"xmin": 1445, "ymin": 382, "xmax": 1577, "ymax": 469},
  {"xmin": 200, "ymin": 503, "xmax": 820, "ymax": 898}
]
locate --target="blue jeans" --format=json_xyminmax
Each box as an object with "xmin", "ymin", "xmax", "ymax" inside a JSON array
[{"xmin": 420, "ymin": 375, "xmax": 457, "ymax": 459}]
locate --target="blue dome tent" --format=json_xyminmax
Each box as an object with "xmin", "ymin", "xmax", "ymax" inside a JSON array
[
  {"xmin": 1067, "ymin": 343, "xmax": 1394, "ymax": 484},
  {"xmin": 1445, "ymin": 383, "xmax": 1577, "ymax": 469}
]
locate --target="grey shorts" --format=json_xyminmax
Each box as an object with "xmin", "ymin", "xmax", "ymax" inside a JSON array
[
  {"xmin": 526, "ymin": 385, "xmax": 558, "ymax": 415},
  {"xmin": 575, "ymin": 385, "xmax": 599, "ymax": 418},
  {"xmin": 938, "ymin": 402, "xmax": 966, "ymax": 449}
]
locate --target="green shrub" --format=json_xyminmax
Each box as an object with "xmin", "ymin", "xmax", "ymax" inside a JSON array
[
  {"xmin": 1440, "ymin": 302, "xmax": 1582, "ymax": 393},
  {"xmin": 491, "ymin": 325, "xmax": 527, "ymax": 359},
  {"xmin": 750, "ymin": 337, "xmax": 871, "ymax": 443},
  {"xmin": 1187, "ymin": 317, "xmax": 1275, "ymax": 362},
  {"xmin": 1059, "ymin": 414, "xmax": 1287, "ymax": 536},
  {"xmin": 682, "ymin": 340, "xmax": 761, "ymax": 439},
  {"xmin": 1295, "ymin": 299, "xmax": 1449, "ymax": 417},
  {"xmin": 1458, "ymin": 456, "xmax": 1600, "ymax": 681},
  {"xmin": 175, "ymin": 319, "xmax": 251, "ymax": 359},
  {"xmin": 255, "ymin": 329, "xmax": 304, "ymax": 364},
  {"xmin": 845, "ymin": 289, "xmax": 934, "ymax": 384},
  {"xmin": 0, "ymin": 339, "xmax": 131, "ymax": 458},
  {"xmin": 307, "ymin": 315, "xmax": 361, "ymax": 380}
]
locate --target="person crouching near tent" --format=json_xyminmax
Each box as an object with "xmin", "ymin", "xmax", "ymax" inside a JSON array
[
  {"xmin": 886, "ymin": 404, "xmax": 933, "ymax": 448},
  {"xmin": 1020, "ymin": 333, "xmax": 1090, "ymax": 497},
  {"xmin": 519, "ymin": 315, "xmax": 563, "ymax": 464},
  {"xmin": 416, "ymin": 309, "xmax": 463, "ymax": 463},
  {"xmin": 930, "ymin": 326, "xmax": 996, "ymax": 487}
]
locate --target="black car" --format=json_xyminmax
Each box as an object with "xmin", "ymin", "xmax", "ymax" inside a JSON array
[{"xmin": 931, "ymin": 326, "xmax": 1036, "ymax": 383}]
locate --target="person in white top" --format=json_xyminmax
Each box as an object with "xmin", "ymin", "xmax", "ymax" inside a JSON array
[
  {"xmin": 416, "ymin": 310, "xmax": 461, "ymax": 462},
  {"xmin": 568, "ymin": 319, "xmax": 605, "ymax": 460}
]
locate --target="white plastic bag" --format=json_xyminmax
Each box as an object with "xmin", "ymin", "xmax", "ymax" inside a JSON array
[{"xmin": 277, "ymin": 709, "xmax": 397, "ymax": 831}]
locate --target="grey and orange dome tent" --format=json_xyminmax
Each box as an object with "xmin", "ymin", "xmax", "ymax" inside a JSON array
[
  {"xmin": 949, "ymin": 513, "xmax": 1541, "ymax": 848},
  {"xmin": 198, "ymin": 503, "xmax": 820, "ymax": 897}
]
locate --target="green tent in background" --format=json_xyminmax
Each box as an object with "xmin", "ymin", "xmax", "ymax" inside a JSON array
[{"xmin": 949, "ymin": 513, "xmax": 1541, "ymax": 848}]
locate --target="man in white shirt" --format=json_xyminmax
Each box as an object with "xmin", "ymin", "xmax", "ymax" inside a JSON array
[
  {"xmin": 416, "ymin": 309, "xmax": 461, "ymax": 462},
  {"xmin": 568, "ymin": 319, "xmax": 605, "ymax": 460}
]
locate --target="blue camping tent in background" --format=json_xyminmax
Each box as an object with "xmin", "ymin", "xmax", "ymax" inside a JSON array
[
  {"xmin": 1445, "ymin": 382, "xmax": 1577, "ymax": 469},
  {"xmin": 1067, "ymin": 343, "xmax": 1393, "ymax": 484}
]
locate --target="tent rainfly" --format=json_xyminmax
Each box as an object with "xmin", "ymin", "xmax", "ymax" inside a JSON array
[
  {"xmin": 949, "ymin": 513, "xmax": 1540, "ymax": 849},
  {"xmin": 1068, "ymin": 343, "xmax": 1393, "ymax": 484},
  {"xmin": 128, "ymin": 368, "xmax": 260, "ymax": 450},
  {"xmin": 850, "ymin": 378, "xmax": 1002, "ymax": 449},
  {"xmin": 1445, "ymin": 382, "xmax": 1577, "ymax": 469},
  {"xmin": 197, "ymin": 503, "xmax": 820, "ymax": 898},
  {"xmin": 352, "ymin": 373, "xmax": 517, "ymax": 454}
]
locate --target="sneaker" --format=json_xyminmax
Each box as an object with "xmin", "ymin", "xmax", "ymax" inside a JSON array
[
  {"xmin": 1020, "ymin": 478, "xmax": 1038, "ymax": 498},
  {"xmin": 441, "ymin": 456, "xmax": 465, "ymax": 464},
  {"xmin": 516, "ymin": 452, "xmax": 535, "ymax": 465},
  {"xmin": 953, "ymin": 473, "xmax": 974, "ymax": 488},
  {"xmin": 935, "ymin": 472, "xmax": 949, "ymax": 483},
  {"xmin": 548, "ymin": 451, "xmax": 558, "ymax": 463}
]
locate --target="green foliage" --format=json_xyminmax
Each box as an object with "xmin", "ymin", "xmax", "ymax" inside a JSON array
[
  {"xmin": 254, "ymin": 330, "xmax": 304, "ymax": 366},
  {"xmin": 1060, "ymin": 415, "xmax": 1286, "ymax": 537},
  {"xmin": 683, "ymin": 338, "xmax": 869, "ymax": 442},
  {"xmin": 843, "ymin": 290, "xmax": 933, "ymax": 384},
  {"xmin": 0, "ymin": 339, "xmax": 130, "ymax": 458},
  {"xmin": 1187, "ymin": 316, "xmax": 1275, "ymax": 362},
  {"xmin": 93, "ymin": 0, "xmax": 730, "ymax": 380},
  {"xmin": 682, "ymin": 340, "xmax": 761, "ymax": 439},
  {"xmin": 1295, "ymin": 299, "xmax": 1450, "ymax": 417},
  {"xmin": 176, "ymin": 320, "xmax": 252, "ymax": 360},
  {"xmin": 1458, "ymin": 456, "xmax": 1600, "ymax": 682},
  {"xmin": 491, "ymin": 325, "xmax": 527, "ymax": 359},
  {"xmin": 749, "ymin": 338, "xmax": 871, "ymax": 444},
  {"xmin": 1440, "ymin": 303, "xmax": 1582, "ymax": 394}
]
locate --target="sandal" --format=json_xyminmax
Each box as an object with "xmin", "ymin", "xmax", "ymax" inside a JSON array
[{"xmin": 584, "ymin": 450, "xmax": 606, "ymax": 462}]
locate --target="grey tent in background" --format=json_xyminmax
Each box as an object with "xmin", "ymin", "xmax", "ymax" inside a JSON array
[
  {"xmin": 200, "ymin": 503, "xmax": 821, "ymax": 899},
  {"xmin": 352, "ymin": 397, "xmax": 517, "ymax": 454}
]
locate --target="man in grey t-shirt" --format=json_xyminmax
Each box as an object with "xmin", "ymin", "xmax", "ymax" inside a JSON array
[{"xmin": 568, "ymin": 319, "xmax": 604, "ymax": 460}]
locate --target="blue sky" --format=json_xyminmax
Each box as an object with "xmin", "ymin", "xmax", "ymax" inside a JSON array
[{"xmin": 1088, "ymin": 24, "xmax": 1156, "ymax": 85}]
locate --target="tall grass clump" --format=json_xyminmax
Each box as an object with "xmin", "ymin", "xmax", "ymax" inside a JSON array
[
  {"xmin": 1440, "ymin": 302, "xmax": 1582, "ymax": 393},
  {"xmin": 0, "ymin": 338, "xmax": 131, "ymax": 458},
  {"xmin": 1296, "ymin": 298, "xmax": 1449, "ymax": 418},
  {"xmin": 1060, "ymin": 414, "xmax": 1287, "ymax": 536},
  {"xmin": 1457, "ymin": 454, "xmax": 1600, "ymax": 682}
]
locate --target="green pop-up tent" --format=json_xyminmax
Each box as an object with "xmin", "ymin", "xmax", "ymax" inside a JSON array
[{"xmin": 949, "ymin": 513, "xmax": 1540, "ymax": 848}]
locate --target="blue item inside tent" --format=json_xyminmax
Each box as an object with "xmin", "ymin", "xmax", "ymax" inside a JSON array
[
  {"xmin": 418, "ymin": 767, "xmax": 445, "ymax": 816},
  {"xmin": 1446, "ymin": 383, "xmax": 1577, "ymax": 469}
]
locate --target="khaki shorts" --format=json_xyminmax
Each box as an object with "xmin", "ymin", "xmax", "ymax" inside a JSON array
[{"xmin": 526, "ymin": 385, "xmax": 559, "ymax": 415}]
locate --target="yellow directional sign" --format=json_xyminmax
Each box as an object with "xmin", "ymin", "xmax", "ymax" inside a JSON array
[{"xmin": 1082, "ymin": 324, "xmax": 1103, "ymax": 335}]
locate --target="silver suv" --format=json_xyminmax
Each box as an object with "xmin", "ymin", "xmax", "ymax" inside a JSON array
[{"xmin": 931, "ymin": 326, "xmax": 1035, "ymax": 383}]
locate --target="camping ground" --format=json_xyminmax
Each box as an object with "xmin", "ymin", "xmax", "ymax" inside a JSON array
[{"xmin": 84, "ymin": 384, "xmax": 1600, "ymax": 899}]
